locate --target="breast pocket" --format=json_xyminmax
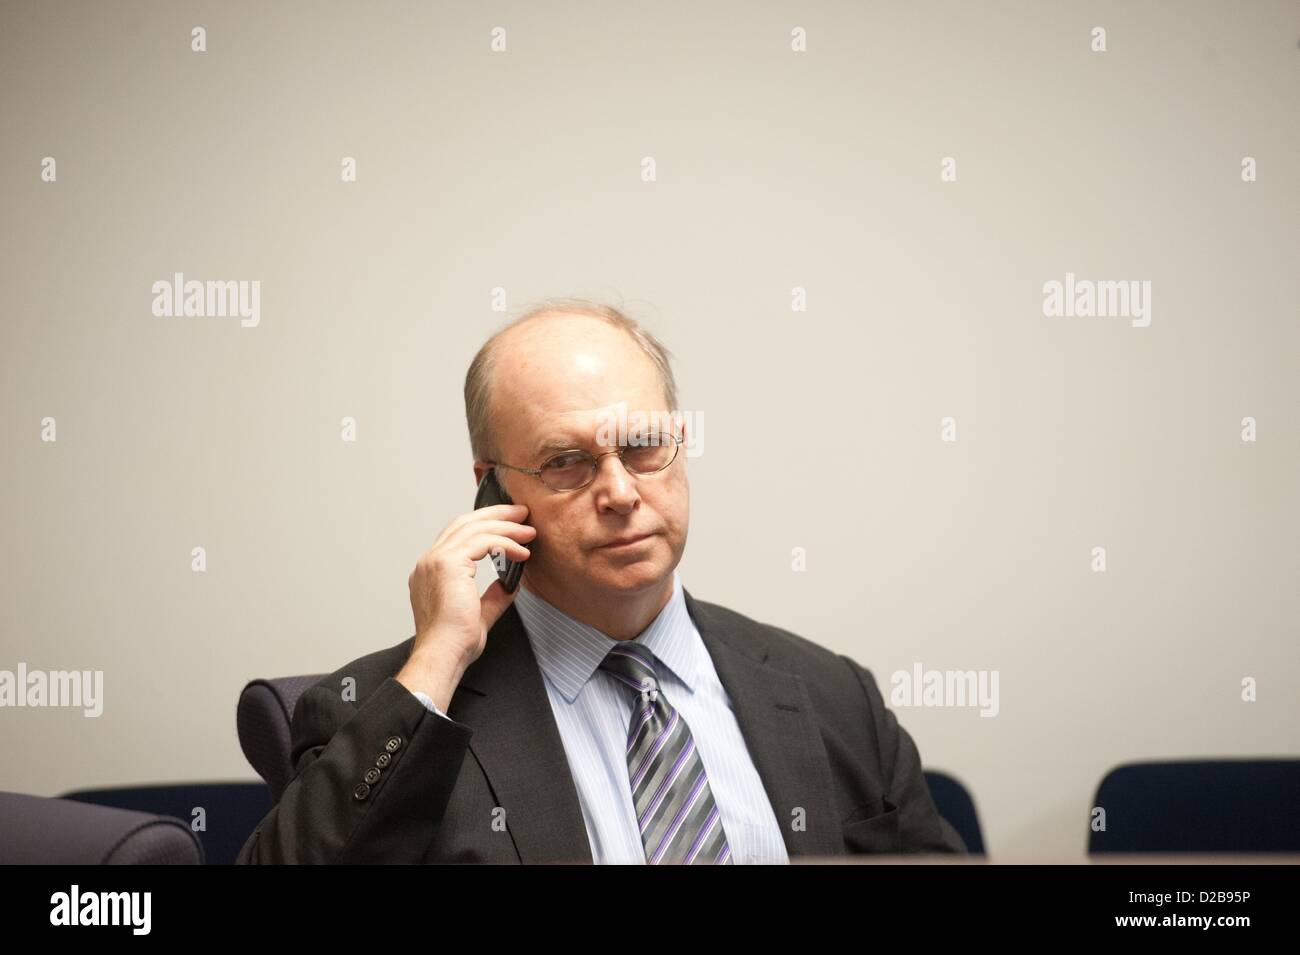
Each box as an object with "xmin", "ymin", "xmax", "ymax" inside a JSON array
[{"xmin": 841, "ymin": 798, "xmax": 902, "ymax": 854}]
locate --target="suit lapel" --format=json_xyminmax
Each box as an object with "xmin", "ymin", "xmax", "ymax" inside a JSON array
[
  {"xmin": 447, "ymin": 602, "xmax": 594, "ymax": 864},
  {"xmin": 444, "ymin": 586, "xmax": 844, "ymax": 863},
  {"xmin": 682, "ymin": 588, "xmax": 845, "ymax": 859}
]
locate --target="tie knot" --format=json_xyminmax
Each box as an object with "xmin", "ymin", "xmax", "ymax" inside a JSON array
[{"xmin": 599, "ymin": 642, "xmax": 661, "ymax": 703}]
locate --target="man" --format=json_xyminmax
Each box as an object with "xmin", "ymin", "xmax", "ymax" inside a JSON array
[{"xmin": 236, "ymin": 299, "xmax": 967, "ymax": 864}]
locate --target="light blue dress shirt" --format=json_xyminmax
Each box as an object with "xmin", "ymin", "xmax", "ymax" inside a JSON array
[{"xmin": 410, "ymin": 569, "xmax": 789, "ymax": 864}]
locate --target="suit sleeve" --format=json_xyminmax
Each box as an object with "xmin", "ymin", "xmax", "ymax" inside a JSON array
[
  {"xmin": 844, "ymin": 658, "xmax": 969, "ymax": 854},
  {"xmin": 236, "ymin": 676, "xmax": 473, "ymax": 864}
]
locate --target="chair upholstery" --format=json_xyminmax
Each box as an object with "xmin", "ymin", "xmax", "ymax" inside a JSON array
[
  {"xmin": 62, "ymin": 782, "xmax": 272, "ymax": 865},
  {"xmin": 924, "ymin": 770, "xmax": 985, "ymax": 855},
  {"xmin": 1089, "ymin": 759, "xmax": 1300, "ymax": 853},
  {"xmin": 237, "ymin": 674, "xmax": 326, "ymax": 802},
  {"xmin": 0, "ymin": 790, "xmax": 203, "ymax": 864}
]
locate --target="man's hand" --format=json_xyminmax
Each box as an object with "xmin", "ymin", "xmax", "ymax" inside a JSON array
[{"xmin": 397, "ymin": 503, "xmax": 536, "ymax": 711}]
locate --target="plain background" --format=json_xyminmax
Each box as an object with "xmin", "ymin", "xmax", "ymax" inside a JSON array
[{"xmin": 1, "ymin": 0, "xmax": 1296, "ymax": 860}]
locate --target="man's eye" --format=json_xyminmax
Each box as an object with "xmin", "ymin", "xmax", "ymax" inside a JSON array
[{"xmin": 545, "ymin": 453, "xmax": 583, "ymax": 469}]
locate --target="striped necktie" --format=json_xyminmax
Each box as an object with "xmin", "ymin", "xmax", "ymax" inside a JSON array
[{"xmin": 599, "ymin": 641, "xmax": 733, "ymax": 864}]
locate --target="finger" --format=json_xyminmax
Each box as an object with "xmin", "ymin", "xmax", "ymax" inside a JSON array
[
  {"xmin": 433, "ymin": 504, "xmax": 529, "ymax": 548},
  {"xmin": 442, "ymin": 519, "xmax": 537, "ymax": 551},
  {"xmin": 462, "ymin": 533, "xmax": 531, "ymax": 565}
]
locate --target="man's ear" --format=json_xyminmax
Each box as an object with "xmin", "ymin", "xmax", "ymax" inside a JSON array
[{"xmin": 472, "ymin": 462, "xmax": 510, "ymax": 502}]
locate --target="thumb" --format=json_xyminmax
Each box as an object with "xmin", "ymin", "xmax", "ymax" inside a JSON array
[{"xmin": 479, "ymin": 578, "xmax": 519, "ymax": 635}]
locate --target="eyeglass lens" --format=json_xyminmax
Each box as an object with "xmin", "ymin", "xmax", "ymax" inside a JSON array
[{"xmin": 539, "ymin": 433, "xmax": 678, "ymax": 490}]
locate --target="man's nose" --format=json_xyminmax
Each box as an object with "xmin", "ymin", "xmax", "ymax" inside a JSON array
[{"xmin": 591, "ymin": 451, "xmax": 638, "ymax": 507}]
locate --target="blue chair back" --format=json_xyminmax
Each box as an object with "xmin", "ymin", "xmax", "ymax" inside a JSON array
[
  {"xmin": 63, "ymin": 782, "xmax": 272, "ymax": 865},
  {"xmin": 1089, "ymin": 759, "xmax": 1300, "ymax": 853},
  {"xmin": 925, "ymin": 770, "xmax": 985, "ymax": 854}
]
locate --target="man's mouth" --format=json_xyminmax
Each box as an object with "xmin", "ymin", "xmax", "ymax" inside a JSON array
[{"xmin": 597, "ymin": 532, "xmax": 654, "ymax": 549}]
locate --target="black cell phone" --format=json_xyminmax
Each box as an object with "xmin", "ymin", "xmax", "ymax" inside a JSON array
[{"xmin": 474, "ymin": 469, "xmax": 528, "ymax": 592}]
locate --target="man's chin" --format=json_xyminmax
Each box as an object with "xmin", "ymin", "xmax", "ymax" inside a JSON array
[{"xmin": 585, "ymin": 555, "xmax": 669, "ymax": 593}]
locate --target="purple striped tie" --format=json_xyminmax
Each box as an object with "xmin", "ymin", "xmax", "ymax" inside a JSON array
[{"xmin": 599, "ymin": 642, "xmax": 733, "ymax": 864}]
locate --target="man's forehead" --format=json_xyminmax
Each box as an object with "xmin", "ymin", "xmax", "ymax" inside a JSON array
[
  {"xmin": 525, "ymin": 402, "xmax": 673, "ymax": 440},
  {"xmin": 489, "ymin": 319, "xmax": 672, "ymax": 451}
]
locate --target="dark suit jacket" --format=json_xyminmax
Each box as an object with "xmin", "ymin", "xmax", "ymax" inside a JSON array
[{"xmin": 237, "ymin": 587, "xmax": 967, "ymax": 863}]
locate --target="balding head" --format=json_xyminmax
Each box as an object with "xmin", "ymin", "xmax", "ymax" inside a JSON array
[{"xmin": 464, "ymin": 299, "xmax": 678, "ymax": 465}]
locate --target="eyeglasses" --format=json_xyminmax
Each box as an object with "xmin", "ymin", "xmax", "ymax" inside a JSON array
[{"xmin": 484, "ymin": 431, "xmax": 683, "ymax": 492}]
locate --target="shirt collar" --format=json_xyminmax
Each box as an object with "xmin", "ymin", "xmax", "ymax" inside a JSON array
[{"xmin": 513, "ymin": 568, "xmax": 700, "ymax": 703}]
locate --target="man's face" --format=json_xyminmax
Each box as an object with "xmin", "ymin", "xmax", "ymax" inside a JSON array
[{"xmin": 473, "ymin": 315, "xmax": 689, "ymax": 600}]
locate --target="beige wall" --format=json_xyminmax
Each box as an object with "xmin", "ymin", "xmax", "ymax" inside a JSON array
[{"xmin": 1, "ymin": 0, "xmax": 1296, "ymax": 860}]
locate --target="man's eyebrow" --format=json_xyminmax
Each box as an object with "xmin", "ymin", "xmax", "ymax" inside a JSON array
[
  {"xmin": 530, "ymin": 424, "xmax": 669, "ymax": 459},
  {"xmin": 531, "ymin": 436, "xmax": 587, "ymax": 459}
]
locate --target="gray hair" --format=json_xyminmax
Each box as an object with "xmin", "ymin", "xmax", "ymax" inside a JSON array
[{"xmin": 463, "ymin": 297, "xmax": 679, "ymax": 470}]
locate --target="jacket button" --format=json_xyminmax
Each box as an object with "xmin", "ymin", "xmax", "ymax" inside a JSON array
[
  {"xmin": 375, "ymin": 753, "xmax": 391, "ymax": 769},
  {"xmin": 364, "ymin": 768, "xmax": 381, "ymax": 784},
  {"xmin": 385, "ymin": 736, "xmax": 403, "ymax": 753},
  {"xmin": 353, "ymin": 783, "xmax": 371, "ymax": 801}
]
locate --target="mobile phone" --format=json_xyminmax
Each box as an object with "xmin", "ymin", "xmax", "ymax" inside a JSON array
[{"xmin": 474, "ymin": 469, "xmax": 528, "ymax": 592}]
